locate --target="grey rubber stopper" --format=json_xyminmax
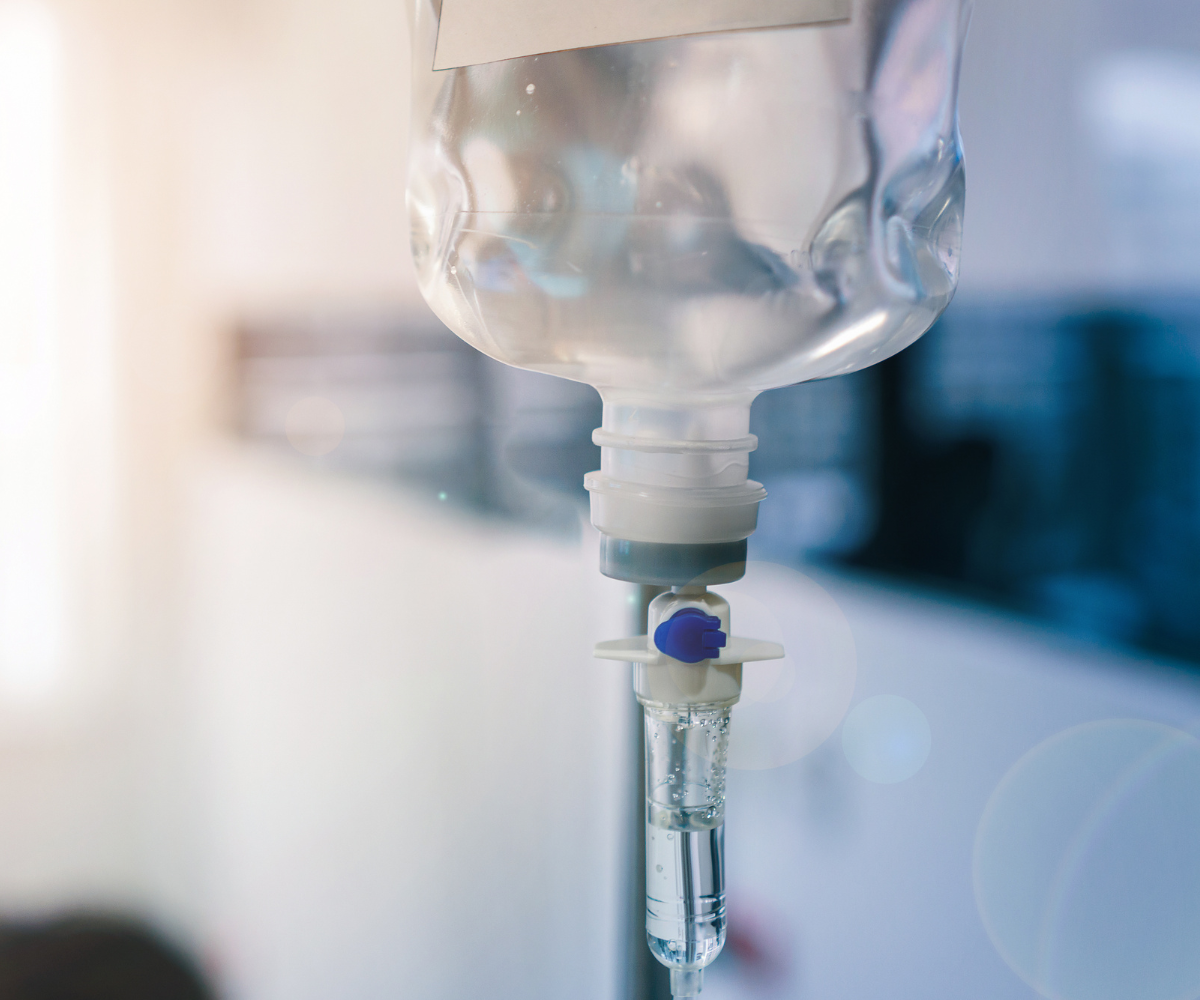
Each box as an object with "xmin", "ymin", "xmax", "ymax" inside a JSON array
[{"xmin": 598, "ymin": 536, "xmax": 747, "ymax": 586}]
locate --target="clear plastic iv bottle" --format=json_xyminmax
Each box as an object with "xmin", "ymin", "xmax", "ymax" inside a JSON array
[
  {"xmin": 406, "ymin": 2, "xmax": 971, "ymax": 994},
  {"xmin": 408, "ymin": 0, "xmax": 971, "ymax": 390},
  {"xmin": 407, "ymin": 0, "xmax": 972, "ymax": 568}
]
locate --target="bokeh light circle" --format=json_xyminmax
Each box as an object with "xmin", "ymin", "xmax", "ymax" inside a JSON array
[
  {"xmin": 974, "ymin": 719, "xmax": 1200, "ymax": 1000},
  {"xmin": 717, "ymin": 562, "xmax": 857, "ymax": 771},
  {"xmin": 286, "ymin": 396, "xmax": 345, "ymax": 457},
  {"xmin": 841, "ymin": 695, "xmax": 931, "ymax": 784}
]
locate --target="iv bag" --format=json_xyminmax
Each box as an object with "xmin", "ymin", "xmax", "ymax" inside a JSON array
[{"xmin": 406, "ymin": 0, "xmax": 972, "ymax": 405}]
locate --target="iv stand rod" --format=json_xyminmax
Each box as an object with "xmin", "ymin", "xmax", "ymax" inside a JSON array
[{"xmin": 625, "ymin": 584, "xmax": 673, "ymax": 1000}]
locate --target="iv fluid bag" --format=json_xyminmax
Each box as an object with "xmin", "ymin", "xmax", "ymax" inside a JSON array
[{"xmin": 407, "ymin": 0, "xmax": 972, "ymax": 404}]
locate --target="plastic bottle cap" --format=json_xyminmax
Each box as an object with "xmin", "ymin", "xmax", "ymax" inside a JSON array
[{"xmin": 653, "ymin": 608, "xmax": 727, "ymax": 663}]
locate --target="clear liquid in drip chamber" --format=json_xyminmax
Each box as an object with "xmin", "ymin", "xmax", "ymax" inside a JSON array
[
  {"xmin": 645, "ymin": 704, "xmax": 731, "ymax": 984},
  {"xmin": 406, "ymin": 1, "xmax": 971, "ymax": 995}
]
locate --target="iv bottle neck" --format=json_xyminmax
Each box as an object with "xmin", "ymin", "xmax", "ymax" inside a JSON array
[
  {"xmin": 594, "ymin": 399, "xmax": 758, "ymax": 490},
  {"xmin": 584, "ymin": 397, "xmax": 766, "ymax": 573}
]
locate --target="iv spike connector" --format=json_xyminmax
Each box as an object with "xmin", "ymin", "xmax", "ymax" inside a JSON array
[{"xmin": 596, "ymin": 587, "xmax": 784, "ymax": 997}]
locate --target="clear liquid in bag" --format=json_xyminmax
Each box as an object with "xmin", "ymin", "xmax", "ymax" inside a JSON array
[{"xmin": 408, "ymin": 2, "xmax": 971, "ymax": 401}]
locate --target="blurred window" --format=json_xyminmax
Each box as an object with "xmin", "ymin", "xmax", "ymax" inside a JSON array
[
  {"xmin": 0, "ymin": 0, "xmax": 65, "ymax": 705},
  {"xmin": 1083, "ymin": 51, "xmax": 1200, "ymax": 288},
  {"xmin": 847, "ymin": 298, "xmax": 1200, "ymax": 662}
]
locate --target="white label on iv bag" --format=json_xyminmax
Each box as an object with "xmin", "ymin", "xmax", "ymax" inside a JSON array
[{"xmin": 432, "ymin": 0, "xmax": 850, "ymax": 70}]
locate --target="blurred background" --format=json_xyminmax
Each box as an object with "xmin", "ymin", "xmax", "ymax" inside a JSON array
[{"xmin": 2, "ymin": 0, "xmax": 1200, "ymax": 998}]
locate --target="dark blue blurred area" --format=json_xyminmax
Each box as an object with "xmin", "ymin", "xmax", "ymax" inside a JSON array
[{"xmin": 749, "ymin": 297, "xmax": 1200, "ymax": 663}]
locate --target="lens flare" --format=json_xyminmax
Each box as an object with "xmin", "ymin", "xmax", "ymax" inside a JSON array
[
  {"xmin": 718, "ymin": 563, "xmax": 857, "ymax": 771},
  {"xmin": 841, "ymin": 695, "xmax": 931, "ymax": 784},
  {"xmin": 974, "ymin": 720, "xmax": 1200, "ymax": 1000}
]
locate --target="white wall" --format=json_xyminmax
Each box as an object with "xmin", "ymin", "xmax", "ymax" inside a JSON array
[
  {"xmin": 182, "ymin": 0, "xmax": 420, "ymax": 313},
  {"xmin": 184, "ymin": 449, "xmax": 631, "ymax": 1000},
  {"xmin": 957, "ymin": 0, "xmax": 1200, "ymax": 295},
  {"xmin": 0, "ymin": 0, "xmax": 431, "ymax": 950}
]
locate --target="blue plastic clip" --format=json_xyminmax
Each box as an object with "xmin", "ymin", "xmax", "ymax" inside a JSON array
[{"xmin": 653, "ymin": 608, "xmax": 727, "ymax": 664}]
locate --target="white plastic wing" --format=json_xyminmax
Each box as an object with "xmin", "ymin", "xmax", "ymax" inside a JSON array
[{"xmin": 593, "ymin": 635, "xmax": 784, "ymax": 667}]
